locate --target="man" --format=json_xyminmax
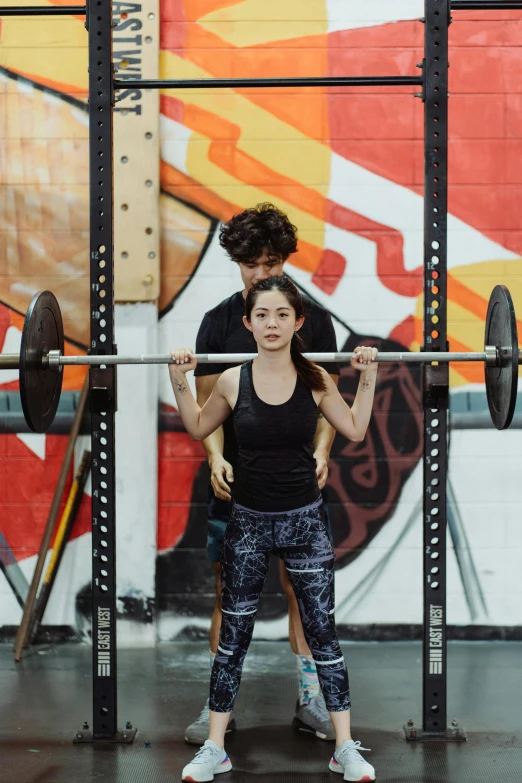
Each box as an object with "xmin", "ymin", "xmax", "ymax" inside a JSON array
[{"xmin": 185, "ymin": 203, "xmax": 340, "ymax": 744}]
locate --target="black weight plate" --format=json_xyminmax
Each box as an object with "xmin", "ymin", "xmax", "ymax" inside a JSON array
[
  {"xmin": 484, "ymin": 285, "xmax": 519, "ymax": 430},
  {"xmin": 20, "ymin": 291, "xmax": 64, "ymax": 433}
]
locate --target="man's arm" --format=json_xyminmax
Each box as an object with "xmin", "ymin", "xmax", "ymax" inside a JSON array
[
  {"xmin": 314, "ymin": 374, "xmax": 339, "ymax": 490},
  {"xmin": 196, "ymin": 374, "xmax": 234, "ymax": 501}
]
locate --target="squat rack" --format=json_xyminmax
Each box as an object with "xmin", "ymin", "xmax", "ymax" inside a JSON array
[{"xmin": 1, "ymin": 0, "xmax": 521, "ymax": 744}]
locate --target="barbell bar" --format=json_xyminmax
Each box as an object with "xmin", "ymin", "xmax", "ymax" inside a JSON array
[
  {"xmin": 0, "ymin": 349, "xmax": 505, "ymax": 367},
  {"xmin": 0, "ymin": 350, "xmax": 495, "ymax": 368},
  {"xmin": 0, "ymin": 285, "xmax": 519, "ymax": 433}
]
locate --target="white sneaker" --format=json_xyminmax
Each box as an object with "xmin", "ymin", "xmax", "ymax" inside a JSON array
[
  {"xmin": 182, "ymin": 739, "xmax": 232, "ymax": 782},
  {"xmin": 329, "ymin": 739, "xmax": 376, "ymax": 782}
]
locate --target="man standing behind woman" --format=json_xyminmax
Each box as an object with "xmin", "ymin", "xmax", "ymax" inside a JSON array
[{"xmin": 186, "ymin": 204, "xmax": 342, "ymax": 745}]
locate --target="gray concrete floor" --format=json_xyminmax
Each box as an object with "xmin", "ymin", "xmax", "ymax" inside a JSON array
[{"xmin": 0, "ymin": 641, "xmax": 521, "ymax": 782}]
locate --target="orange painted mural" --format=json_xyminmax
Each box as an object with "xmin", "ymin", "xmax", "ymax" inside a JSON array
[{"xmin": 0, "ymin": 2, "xmax": 521, "ymax": 639}]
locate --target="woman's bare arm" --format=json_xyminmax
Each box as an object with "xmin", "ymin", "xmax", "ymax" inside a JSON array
[
  {"xmin": 316, "ymin": 347, "xmax": 378, "ymax": 443},
  {"xmin": 169, "ymin": 350, "xmax": 236, "ymax": 441}
]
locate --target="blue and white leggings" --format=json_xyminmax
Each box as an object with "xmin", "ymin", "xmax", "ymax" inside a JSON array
[{"xmin": 210, "ymin": 497, "xmax": 350, "ymax": 713}]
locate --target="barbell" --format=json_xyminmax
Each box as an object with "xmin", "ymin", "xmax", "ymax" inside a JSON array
[{"xmin": 0, "ymin": 285, "xmax": 520, "ymax": 434}]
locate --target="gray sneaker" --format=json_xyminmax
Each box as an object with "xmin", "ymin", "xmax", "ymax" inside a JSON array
[
  {"xmin": 292, "ymin": 692, "xmax": 335, "ymax": 740},
  {"xmin": 185, "ymin": 699, "xmax": 236, "ymax": 745}
]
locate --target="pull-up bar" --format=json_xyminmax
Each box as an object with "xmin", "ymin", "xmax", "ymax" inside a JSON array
[
  {"xmin": 114, "ymin": 76, "xmax": 424, "ymax": 91},
  {"xmin": 0, "ymin": 5, "xmax": 85, "ymax": 15},
  {"xmin": 452, "ymin": 1, "xmax": 522, "ymax": 8}
]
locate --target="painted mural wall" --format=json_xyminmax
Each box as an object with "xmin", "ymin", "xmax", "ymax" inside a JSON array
[{"xmin": 0, "ymin": 1, "xmax": 521, "ymax": 643}]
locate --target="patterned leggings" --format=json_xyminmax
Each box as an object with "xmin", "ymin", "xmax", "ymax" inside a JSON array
[{"xmin": 209, "ymin": 497, "xmax": 350, "ymax": 713}]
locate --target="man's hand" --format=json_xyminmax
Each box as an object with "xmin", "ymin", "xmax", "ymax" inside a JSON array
[
  {"xmin": 314, "ymin": 450, "xmax": 329, "ymax": 491},
  {"xmin": 209, "ymin": 455, "xmax": 235, "ymax": 500}
]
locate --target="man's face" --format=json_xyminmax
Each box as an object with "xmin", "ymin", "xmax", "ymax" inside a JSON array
[{"xmin": 238, "ymin": 249, "xmax": 285, "ymax": 293}]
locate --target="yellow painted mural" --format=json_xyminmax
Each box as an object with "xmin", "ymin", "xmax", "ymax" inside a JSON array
[{"xmin": 0, "ymin": 1, "xmax": 521, "ymax": 633}]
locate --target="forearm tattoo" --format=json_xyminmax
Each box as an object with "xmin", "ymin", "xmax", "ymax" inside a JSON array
[
  {"xmin": 360, "ymin": 376, "xmax": 374, "ymax": 392},
  {"xmin": 174, "ymin": 379, "xmax": 188, "ymax": 395}
]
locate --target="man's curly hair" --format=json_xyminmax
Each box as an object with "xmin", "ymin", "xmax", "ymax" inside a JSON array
[{"xmin": 219, "ymin": 203, "xmax": 298, "ymax": 263}]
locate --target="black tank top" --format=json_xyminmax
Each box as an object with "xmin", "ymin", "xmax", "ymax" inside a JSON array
[{"xmin": 233, "ymin": 361, "xmax": 320, "ymax": 512}]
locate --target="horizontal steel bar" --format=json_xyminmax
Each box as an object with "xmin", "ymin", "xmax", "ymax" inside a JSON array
[
  {"xmin": 114, "ymin": 76, "xmax": 424, "ymax": 91},
  {"xmin": 0, "ymin": 5, "xmax": 85, "ymax": 15},
  {"xmin": 5, "ymin": 348, "xmax": 522, "ymax": 370},
  {"xmin": 452, "ymin": 1, "xmax": 522, "ymax": 8},
  {"xmin": 54, "ymin": 350, "xmax": 489, "ymax": 366},
  {"xmin": 0, "ymin": 354, "xmax": 20, "ymax": 370}
]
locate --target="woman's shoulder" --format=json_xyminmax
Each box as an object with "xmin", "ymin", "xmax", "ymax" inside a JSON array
[
  {"xmin": 217, "ymin": 365, "xmax": 242, "ymax": 390},
  {"xmin": 216, "ymin": 365, "xmax": 242, "ymax": 410}
]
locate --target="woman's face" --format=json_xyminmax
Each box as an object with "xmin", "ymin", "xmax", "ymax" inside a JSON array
[{"xmin": 243, "ymin": 290, "xmax": 304, "ymax": 352}]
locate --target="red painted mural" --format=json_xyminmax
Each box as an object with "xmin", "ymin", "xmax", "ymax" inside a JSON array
[{"xmin": 0, "ymin": 2, "xmax": 521, "ymax": 632}]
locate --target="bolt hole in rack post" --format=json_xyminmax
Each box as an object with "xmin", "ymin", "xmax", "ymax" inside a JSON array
[{"xmin": 0, "ymin": 0, "xmax": 521, "ymax": 746}]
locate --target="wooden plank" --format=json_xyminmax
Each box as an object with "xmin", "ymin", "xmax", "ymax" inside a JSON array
[
  {"xmin": 114, "ymin": 1, "xmax": 160, "ymax": 302},
  {"xmin": 13, "ymin": 374, "xmax": 89, "ymax": 662}
]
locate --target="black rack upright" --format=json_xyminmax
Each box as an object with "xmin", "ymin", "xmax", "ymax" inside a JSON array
[{"xmin": 78, "ymin": 0, "xmax": 135, "ymax": 743}]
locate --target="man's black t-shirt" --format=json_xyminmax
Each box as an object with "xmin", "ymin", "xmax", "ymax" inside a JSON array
[{"xmin": 194, "ymin": 289, "xmax": 339, "ymax": 469}]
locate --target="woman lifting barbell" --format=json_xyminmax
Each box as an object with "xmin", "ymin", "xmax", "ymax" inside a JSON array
[{"xmin": 169, "ymin": 275, "xmax": 379, "ymax": 783}]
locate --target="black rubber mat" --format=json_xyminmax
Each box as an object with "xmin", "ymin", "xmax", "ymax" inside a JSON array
[
  {"xmin": 1, "ymin": 730, "xmax": 522, "ymax": 783},
  {"xmin": 1, "ymin": 641, "xmax": 521, "ymax": 783}
]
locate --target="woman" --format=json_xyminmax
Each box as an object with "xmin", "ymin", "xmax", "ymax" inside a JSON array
[{"xmin": 169, "ymin": 276, "xmax": 378, "ymax": 783}]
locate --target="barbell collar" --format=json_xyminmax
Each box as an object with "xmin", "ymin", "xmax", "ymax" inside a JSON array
[
  {"xmin": 48, "ymin": 350, "xmax": 61, "ymax": 371},
  {"xmin": 484, "ymin": 346, "xmax": 498, "ymax": 368}
]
